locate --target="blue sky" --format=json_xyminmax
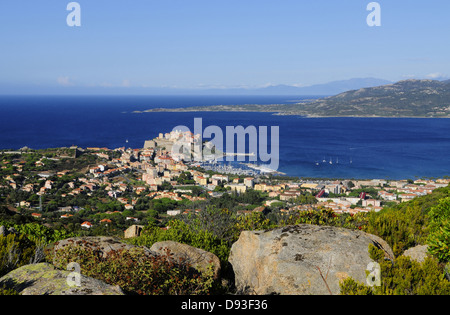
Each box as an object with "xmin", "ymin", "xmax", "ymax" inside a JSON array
[{"xmin": 0, "ymin": 0, "xmax": 449, "ymax": 93}]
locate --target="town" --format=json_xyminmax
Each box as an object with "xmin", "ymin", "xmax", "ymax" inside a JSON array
[{"xmin": 1, "ymin": 129, "xmax": 449, "ymax": 237}]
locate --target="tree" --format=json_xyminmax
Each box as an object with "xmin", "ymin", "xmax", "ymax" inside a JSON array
[
  {"xmin": 184, "ymin": 206, "xmax": 238, "ymax": 244},
  {"xmin": 158, "ymin": 182, "xmax": 173, "ymax": 192}
]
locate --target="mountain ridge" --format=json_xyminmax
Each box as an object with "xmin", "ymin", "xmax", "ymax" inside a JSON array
[
  {"xmin": 298, "ymin": 79, "xmax": 450, "ymax": 117},
  {"xmin": 138, "ymin": 79, "xmax": 450, "ymax": 118}
]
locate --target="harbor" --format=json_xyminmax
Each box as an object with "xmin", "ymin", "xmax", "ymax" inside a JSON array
[{"xmin": 190, "ymin": 160, "xmax": 259, "ymax": 176}]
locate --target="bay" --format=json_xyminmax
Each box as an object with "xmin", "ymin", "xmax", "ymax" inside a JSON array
[{"xmin": 0, "ymin": 95, "xmax": 449, "ymax": 180}]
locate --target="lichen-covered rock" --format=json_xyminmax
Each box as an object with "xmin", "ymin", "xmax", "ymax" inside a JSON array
[
  {"xmin": 0, "ymin": 263, "xmax": 124, "ymax": 295},
  {"xmin": 150, "ymin": 241, "xmax": 221, "ymax": 279},
  {"xmin": 403, "ymin": 245, "xmax": 429, "ymax": 263},
  {"xmin": 229, "ymin": 224, "xmax": 394, "ymax": 295}
]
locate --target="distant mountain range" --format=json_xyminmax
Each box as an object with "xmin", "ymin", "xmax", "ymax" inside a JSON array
[
  {"xmin": 177, "ymin": 78, "xmax": 393, "ymax": 96},
  {"xmin": 0, "ymin": 77, "xmax": 392, "ymax": 96},
  {"xmin": 239, "ymin": 78, "xmax": 393, "ymax": 96},
  {"xmin": 139, "ymin": 79, "xmax": 450, "ymax": 118}
]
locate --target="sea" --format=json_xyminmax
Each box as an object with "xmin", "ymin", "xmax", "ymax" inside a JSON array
[{"xmin": 0, "ymin": 95, "xmax": 449, "ymax": 180}]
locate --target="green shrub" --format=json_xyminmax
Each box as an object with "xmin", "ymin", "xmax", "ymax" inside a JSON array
[
  {"xmin": 340, "ymin": 244, "xmax": 450, "ymax": 295},
  {"xmin": 364, "ymin": 203, "xmax": 429, "ymax": 256},
  {"xmin": 296, "ymin": 209, "xmax": 366, "ymax": 229},
  {"xmin": 130, "ymin": 219, "xmax": 231, "ymax": 265},
  {"xmin": 276, "ymin": 209, "xmax": 367, "ymax": 231},
  {"xmin": 184, "ymin": 207, "xmax": 239, "ymax": 244},
  {"xmin": 234, "ymin": 211, "xmax": 274, "ymax": 235},
  {"xmin": 339, "ymin": 278, "xmax": 375, "ymax": 295},
  {"xmin": 12, "ymin": 223, "xmax": 74, "ymax": 245},
  {"xmin": 427, "ymin": 197, "xmax": 450, "ymax": 262},
  {"xmin": 0, "ymin": 234, "xmax": 36, "ymax": 277},
  {"xmin": 0, "ymin": 221, "xmax": 73, "ymax": 245},
  {"xmin": 0, "ymin": 285, "xmax": 19, "ymax": 295},
  {"xmin": 360, "ymin": 186, "xmax": 450, "ymax": 258},
  {"xmin": 49, "ymin": 245, "xmax": 215, "ymax": 295}
]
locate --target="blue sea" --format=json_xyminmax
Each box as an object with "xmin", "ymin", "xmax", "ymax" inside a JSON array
[{"xmin": 0, "ymin": 95, "xmax": 449, "ymax": 180}]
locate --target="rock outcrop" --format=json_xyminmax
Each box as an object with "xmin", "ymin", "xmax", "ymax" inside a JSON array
[
  {"xmin": 403, "ymin": 245, "xmax": 429, "ymax": 263},
  {"xmin": 0, "ymin": 263, "xmax": 124, "ymax": 295},
  {"xmin": 228, "ymin": 224, "xmax": 394, "ymax": 295},
  {"xmin": 124, "ymin": 225, "xmax": 145, "ymax": 239},
  {"xmin": 150, "ymin": 241, "xmax": 221, "ymax": 279}
]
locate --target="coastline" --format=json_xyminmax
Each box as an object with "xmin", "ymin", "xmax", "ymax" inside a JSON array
[{"xmin": 132, "ymin": 106, "xmax": 450, "ymax": 119}]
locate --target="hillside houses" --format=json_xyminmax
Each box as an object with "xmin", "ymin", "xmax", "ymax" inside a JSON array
[
  {"xmin": 279, "ymin": 190, "xmax": 302, "ymax": 201},
  {"xmin": 1, "ymin": 129, "xmax": 448, "ymax": 233},
  {"xmin": 254, "ymin": 183, "xmax": 287, "ymax": 193},
  {"xmin": 378, "ymin": 190, "xmax": 397, "ymax": 201}
]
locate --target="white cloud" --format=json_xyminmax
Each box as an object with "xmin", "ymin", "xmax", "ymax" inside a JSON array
[
  {"xmin": 426, "ymin": 73, "xmax": 447, "ymax": 79},
  {"xmin": 94, "ymin": 80, "xmax": 132, "ymax": 88},
  {"xmin": 57, "ymin": 76, "xmax": 74, "ymax": 86}
]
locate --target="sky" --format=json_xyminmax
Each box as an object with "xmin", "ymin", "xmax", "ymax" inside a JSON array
[{"xmin": 0, "ymin": 0, "xmax": 450, "ymax": 94}]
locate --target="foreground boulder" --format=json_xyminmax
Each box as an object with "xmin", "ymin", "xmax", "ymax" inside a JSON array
[
  {"xmin": 150, "ymin": 241, "xmax": 221, "ymax": 279},
  {"xmin": 0, "ymin": 263, "xmax": 124, "ymax": 295},
  {"xmin": 229, "ymin": 224, "xmax": 394, "ymax": 295}
]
